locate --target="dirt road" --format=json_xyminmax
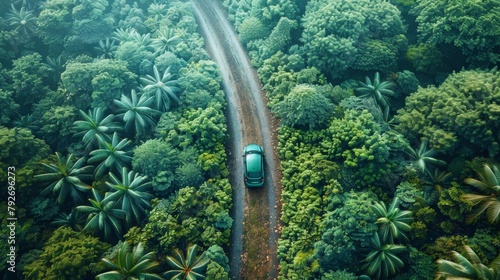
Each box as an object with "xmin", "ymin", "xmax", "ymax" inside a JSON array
[{"xmin": 191, "ymin": 0, "xmax": 281, "ymax": 278}]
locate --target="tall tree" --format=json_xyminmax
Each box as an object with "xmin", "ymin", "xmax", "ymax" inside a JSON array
[
  {"xmin": 88, "ymin": 133, "xmax": 132, "ymax": 178},
  {"xmin": 76, "ymin": 189, "xmax": 126, "ymax": 241},
  {"xmin": 97, "ymin": 242, "xmax": 162, "ymax": 280},
  {"xmin": 36, "ymin": 152, "xmax": 93, "ymax": 205},
  {"xmin": 163, "ymin": 244, "xmax": 210, "ymax": 280},
  {"xmin": 140, "ymin": 65, "xmax": 181, "ymax": 112},
  {"xmin": 462, "ymin": 164, "xmax": 500, "ymax": 224},
  {"xmin": 104, "ymin": 167, "xmax": 154, "ymax": 226}
]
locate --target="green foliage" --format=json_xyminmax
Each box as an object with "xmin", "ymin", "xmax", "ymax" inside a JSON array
[
  {"xmin": 113, "ymin": 89, "xmax": 161, "ymax": 136},
  {"xmin": 114, "ymin": 40, "xmax": 156, "ymax": 73},
  {"xmin": 391, "ymin": 247, "xmax": 436, "ymax": 280},
  {"xmin": 355, "ymin": 72, "xmax": 396, "ymax": 120},
  {"xmin": 425, "ymin": 235, "xmax": 470, "ymax": 261},
  {"xmin": 97, "ymin": 241, "xmax": 162, "ymax": 280},
  {"xmin": 141, "ymin": 179, "xmax": 232, "ymax": 253},
  {"xmin": 412, "ymin": 0, "xmax": 500, "ymax": 66},
  {"xmin": 238, "ymin": 16, "xmax": 268, "ymax": 45},
  {"xmin": 61, "ymin": 59, "xmax": 137, "ymax": 109},
  {"xmin": 396, "ymin": 69, "xmax": 500, "ymax": 158},
  {"xmin": 438, "ymin": 184, "xmax": 472, "ymax": 222},
  {"xmin": 321, "ymin": 270, "xmax": 358, "ymax": 280},
  {"xmin": 323, "ymin": 109, "xmax": 407, "ymax": 188},
  {"xmin": 0, "ymin": 89, "xmax": 19, "ymax": 125},
  {"xmin": 35, "ymin": 0, "xmax": 72, "ymax": 48},
  {"xmin": 362, "ymin": 232, "xmax": 406, "ymax": 279},
  {"xmin": 404, "ymin": 138, "xmax": 447, "ymax": 177},
  {"xmin": 73, "ymin": 107, "xmax": 123, "ymax": 151},
  {"xmin": 372, "ymin": 197, "xmax": 413, "ymax": 244},
  {"xmin": 132, "ymin": 139, "xmax": 179, "ymax": 195},
  {"xmin": 36, "ymin": 152, "xmax": 93, "ymax": 205},
  {"xmin": 406, "ymin": 44, "xmax": 443, "ymax": 74},
  {"xmin": 104, "ymin": 167, "xmax": 154, "ymax": 226},
  {"xmin": 462, "ymin": 164, "xmax": 500, "ymax": 224},
  {"xmin": 38, "ymin": 105, "xmax": 78, "ymax": 149},
  {"xmin": 272, "ymin": 84, "xmax": 334, "ymax": 130},
  {"xmin": 315, "ymin": 190, "xmax": 378, "ymax": 272},
  {"xmin": 0, "ymin": 127, "xmax": 51, "ymax": 195},
  {"xmin": 76, "ymin": 189, "xmax": 126, "ymax": 241},
  {"xmin": 395, "ymin": 70, "xmax": 420, "ymax": 96},
  {"xmin": 204, "ymin": 245, "xmax": 230, "ymax": 273},
  {"xmin": 140, "ymin": 65, "xmax": 181, "ymax": 112},
  {"xmin": 8, "ymin": 53, "xmax": 50, "ymax": 114},
  {"xmin": 394, "ymin": 181, "xmax": 423, "ymax": 209},
  {"xmin": 436, "ymin": 245, "xmax": 500, "ymax": 280},
  {"xmin": 23, "ymin": 226, "xmax": 110, "ymax": 280},
  {"xmin": 300, "ymin": 0, "xmax": 405, "ymax": 78},
  {"xmin": 88, "ymin": 133, "xmax": 132, "ymax": 178},
  {"xmin": 353, "ymin": 39, "xmax": 399, "ymax": 73},
  {"xmin": 163, "ymin": 244, "xmax": 210, "ymax": 280}
]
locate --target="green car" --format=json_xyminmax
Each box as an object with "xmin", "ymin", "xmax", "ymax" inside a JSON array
[{"xmin": 243, "ymin": 144, "xmax": 265, "ymax": 187}]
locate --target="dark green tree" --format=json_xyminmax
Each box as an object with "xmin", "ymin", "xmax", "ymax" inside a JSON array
[
  {"xmin": 36, "ymin": 152, "xmax": 93, "ymax": 205},
  {"xmin": 412, "ymin": 0, "xmax": 500, "ymax": 67},
  {"xmin": 163, "ymin": 244, "xmax": 210, "ymax": 280},
  {"xmin": 73, "ymin": 107, "xmax": 122, "ymax": 151},
  {"xmin": 436, "ymin": 245, "xmax": 500, "ymax": 280},
  {"xmin": 396, "ymin": 69, "xmax": 500, "ymax": 158},
  {"xmin": 97, "ymin": 242, "xmax": 162, "ymax": 280},
  {"xmin": 363, "ymin": 232, "xmax": 406, "ymax": 279},
  {"xmin": 140, "ymin": 65, "xmax": 181, "ymax": 112},
  {"xmin": 372, "ymin": 197, "xmax": 413, "ymax": 244},
  {"xmin": 462, "ymin": 164, "xmax": 500, "ymax": 224},
  {"xmin": 355, "ymin": 72, "xmax": 396, "ymax": 121},
  {"xmin": 113, "ymin": 90, "xmax": 160, "ymax": 136},
  {"xmin": 88, "ymin": 133, "xmax": 132, "ymax": 178},
  {"xmin": 76, "ymin": 189, "xmax": 126, "ymax": 241},
  {"xmin": 104, "ymin": 167, "xmax": 154, "ymax": 226}
]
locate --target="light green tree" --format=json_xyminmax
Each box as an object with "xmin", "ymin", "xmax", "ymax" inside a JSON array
[
  {"xmin": 372, "ymin": 197, "xmax": 413, "ymax": 244},
  {"xmin": 88, "ymin": 133, "xmax": 132, "ymax": 177},
  {"xmin": 140, "ymin": 65, "xmax": 181, "ymax": 112},
  {"xmin": 462, "ymin": 164, "xmax": 500, "ymax": 224},
  {"xmin": 272, "ymin": 84, "xmax": 334, "ymax": 130}
]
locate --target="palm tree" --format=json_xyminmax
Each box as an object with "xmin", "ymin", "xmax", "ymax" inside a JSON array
[
  {"xmin": 363, "ymin": 232, "xmax": 406, "ymax": 280},
  {"xmin": 147, "ymin": 3, "xmax": 168, "ymax": 21},
  {"xmin": 104, "ymin": 167, "xmax": 154, "ymax": 226},
  {"xmin": 97, "ymin": 242, "xmax": 163, "ymax": 280},
  {"xmin": 140, "ymin": 65, "xmax": 181, "ymax": 112},
  {"xmin": 88, "ymin": 133, "xmax": 132, "ymax": 177},
  {"xmin": 405, "ymin": 138, "xmax": 447, "ymax": 177},
  {"xmin": 12, "ymin": 114, "xmax": 38, "ymax": 131},
  {"xmin": 355, "ymin": 72, "xmax": 396, "ymax": 120},
  {"xmin": 95, "ymin": 38, "xmax": 118, "ymax": 59},
  {"xmin": 76, "ymin": 189, "xmax": 126, "ymax": 241},
  {"xmin": 112, "ymin": 28, "xmax": 137, "ymax": 43},
  {"xmin": 73, "ymin": 107, "xmax": 122, "ymax": 151},
  {"xmin": 42, "ymin": 55, "xmax": 66, "ymax": 83},
  {"xmin": 35, "ymin": 152, "xmax": 93, "ymax": 205},
  {"xmin": 114, "ymin": 89, "xmax": 161, "ymax": 136},
  {"xmin": 151, "ymin": 27, "xmax": 181, "ymax": 54},
  {"xmin": 163, "ymin": 244, "xmax": 210, "ymax": 280},
  {"xmin": 462, "ymin": 164, "xmax": 500, "ymax": 224},
  {"xmin": 6, "ymin": 4, "xmax": 37, "ymax": 37},
  {"xmin": 51, "ymin": 209, "xmax": 86, "ymax": 231},
  {"xmin": 372, "ymin": 197, "xmax": 413, "ymax": 243},
  {"xmin": 422, "ymin": 168, "xmax": 453, "ymax": 201},
  {"xmin": 436, "ymin": 245, "xmax": 500, "ymax": 280}
]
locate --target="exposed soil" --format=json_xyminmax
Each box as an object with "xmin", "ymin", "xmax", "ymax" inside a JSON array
[{"xmin": 191, "ymin": 0, "xmax": 282, "ymax": 279}]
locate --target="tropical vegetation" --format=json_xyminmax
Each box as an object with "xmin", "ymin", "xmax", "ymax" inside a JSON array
[{"xmin": 0, "ymin": 0, "xmax": 499, "ymax": 279}]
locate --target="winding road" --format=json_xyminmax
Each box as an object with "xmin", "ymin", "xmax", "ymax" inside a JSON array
[{"xmin": 191, "ymin": 0, "xmax": 281, "ymax": 279}]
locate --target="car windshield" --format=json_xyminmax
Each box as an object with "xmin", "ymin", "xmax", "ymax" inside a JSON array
[{"xmin": 248, "ymin": 172, "xmax": 260, "ymax": 178}]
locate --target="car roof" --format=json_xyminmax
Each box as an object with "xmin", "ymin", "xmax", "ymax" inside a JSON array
[
  {"xmin": 244, "ymin": 144, "xmax": 263, "ymax": 154},
  {"xmin": 246, "ymin": 153, "xmax": 263, "ymax": 173}
]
